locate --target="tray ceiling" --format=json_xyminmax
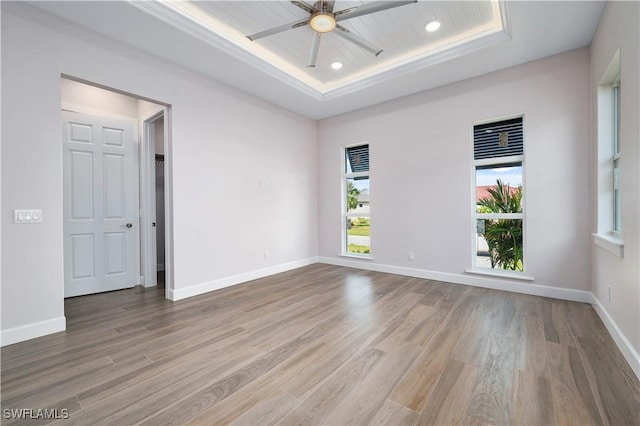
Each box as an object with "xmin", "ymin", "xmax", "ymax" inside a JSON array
[
  {"xmin": 154, "ymin": 1, "xmax": 506, "ymax": 94},
  {"xmin": 26, "ymin": 1, "xmax": 606, "ymax": 119}
]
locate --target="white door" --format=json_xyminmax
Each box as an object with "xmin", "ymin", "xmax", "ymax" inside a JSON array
[{"xmin": 62, "ymin": 111, "xmax": 139, "ymax": 297}]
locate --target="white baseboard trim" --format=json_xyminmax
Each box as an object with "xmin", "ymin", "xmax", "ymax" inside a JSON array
[
  {"xmin": 157, "ymin": 263, "xmax": 165, "ymax": 271},
  {"xmin": 2, "ymin": 261, "xmax": 636, "ymax": 383},
  {"xmin": 319, "ymin": 257, "xmax": 640, "ymax": 379},
  {"xmin": 590, "ymin": 294, "xmax": 640, "ymax": 380},
  {"xmin": 0, "ymin": 316, "xmax": 66, "ymax": 347},
  {"xmin": 318, "ymin": 257, "xmax": 592, "ymax": 303},
  {"xmin": 168, "ymin": 257, "xmax": 320, "ymax": 301}
]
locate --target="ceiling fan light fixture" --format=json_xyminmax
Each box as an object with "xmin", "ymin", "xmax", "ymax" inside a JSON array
[
  {"xmin": 310, "ymin": 12, "xmax": 336, "ymax": 33},
  {"xmin": 425, "ymin": 20, "xmax": 441, "ymax": 32}
]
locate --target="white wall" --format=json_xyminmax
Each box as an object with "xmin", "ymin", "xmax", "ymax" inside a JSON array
[
  {"xmin": 1, "ymin": 3, "xmax": 317, "ymax": 344},
  {"xmin": 590, "ymin": 2, "xmax": 640, "ymax": 363},
  {"xmin": 61, "ymin": 78, "xmax": 139, "ymax": 119},
  {"xmin": 318, "ymin": 48, "xmax": 591, "ymax": 296},
  {"xmin": 3, "ymin": 1, "xmax": 635, "ymax": 365}
]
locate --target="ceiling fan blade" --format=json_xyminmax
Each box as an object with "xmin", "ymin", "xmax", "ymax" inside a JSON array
[
  {"xmin": 307, "ymin": 32, "xmax": 322, "ymax": 68},
  {"xmin": 335, "ymin": 1, "xmax": 417, "ymax": 21},
  {"xmin": 334, "ymin": 24, "xmax": 383, "ymax": 56},
  {"xmin": 325, "ymin": 1, "xmax": 336, "ymax": 12},
  {"xmin": 247, "ymin": 18, "xmax": 310, "ymax": 41},
  {"xmin": 291, "ymin": 1, "xmax": 317, "ymax": 14}
]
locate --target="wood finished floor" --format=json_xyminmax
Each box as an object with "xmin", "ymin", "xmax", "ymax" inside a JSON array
[{"xmin": 1, "ymin": 264, "xmax": 639, "ymax": 425}]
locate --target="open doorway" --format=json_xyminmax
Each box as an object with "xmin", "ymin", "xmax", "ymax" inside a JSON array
[
  {"xmin": 155, "ymin": 120, "xmax": 166, "ymax": 289},
  {"xmin": 61, "ymin": 76, "xmax": 172, "ymax": 299},
  {"xmin": 140, "ymin": 110, "xmax": 168, "ymax": 292}
]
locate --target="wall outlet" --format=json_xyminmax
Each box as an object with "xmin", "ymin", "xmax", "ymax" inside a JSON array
[
  {"xmin": 607, "ymin": 285, "xmax": 611, "ymax": 301},
  {"xmin": 407, "ymin": 251, "xmax": 415, "ymax": 261},
  {"xmin": 264, "ymin": 250, "xmax": 270, "ymax": 260}
]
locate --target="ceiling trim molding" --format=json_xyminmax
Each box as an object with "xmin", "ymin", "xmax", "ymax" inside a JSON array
[
  {"xmin": 321, "ymin": 1, "xmax": 512, "ymax": 99},
  {"xmin": 499, "ymin": 0, "xmax": 513, "ymax": 41},
  {"xmin": 322, "ymin": 28, "xmax": 511, "ymax": 101},
  {"xmin": 127, "ymin": 0, "xmax": 325, "ymax": 100},
  {"xmin": 129, "ymin": 0, "xmax": 511, "ymax": 103}
]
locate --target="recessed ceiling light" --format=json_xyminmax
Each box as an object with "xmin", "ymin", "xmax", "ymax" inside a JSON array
[
  {"xmin": 331, "ymin": 62, "xmax": 343, "ymax": 70},
  {"xmin": 425, "ymin": 21, "xmax": 441, "ymax": 32}
]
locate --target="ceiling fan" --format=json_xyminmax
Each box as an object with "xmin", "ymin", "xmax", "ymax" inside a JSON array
[{"xmin": 247, "ymin": 1, "xmax": 418, "ymax": 68}]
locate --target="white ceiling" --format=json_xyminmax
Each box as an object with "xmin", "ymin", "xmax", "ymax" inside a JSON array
[
  {"xmin": 180, "ymin": 1, "xmax": 504, "ymax": 88},
  {"xmin": 30, "ymin": 1, "xmax": 605, "ymax": 119}
]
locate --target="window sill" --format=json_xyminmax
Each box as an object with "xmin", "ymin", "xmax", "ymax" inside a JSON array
[
  {"xmin": 592, "ymin": 233, "xmax": 624, "ymax": 258},
  {"xmin": 339, "ymin": 253, "xmax": 374, "ymax": 260},
  {"xmin": 465, "ymin": 268, "xmax": 534, "ymax": 281}
]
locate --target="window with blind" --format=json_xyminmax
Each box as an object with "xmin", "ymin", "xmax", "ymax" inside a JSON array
[
  {"xmin": 473, "ymin": 117, "xmax": 524, "ymax": 271},
  {"xmin": 343, "ymin": 144, "xmax": 370, "ymax": 256}
]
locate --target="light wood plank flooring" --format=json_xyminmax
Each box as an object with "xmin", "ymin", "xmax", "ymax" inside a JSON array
[{"xmin": 2, "ymin": 264, "xmax": 639, "ymax": 425}]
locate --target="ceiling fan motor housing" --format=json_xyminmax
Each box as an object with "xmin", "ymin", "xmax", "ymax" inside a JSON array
[
  {"xmin": 309, "ymin": 11, "xmax": 336, "ymax": 33},
  {"xmin": 246, "ymin": 1, "xmax": 418, "ymax": 66}
]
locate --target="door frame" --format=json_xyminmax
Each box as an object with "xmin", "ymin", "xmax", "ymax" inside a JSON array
[
  {"xmin": 61, "ymin": 74, "xmax": 174, "ymax": 301},
  {"xmin": 140, "ymin": 107, "xmax": 174, "ymax": 299}
]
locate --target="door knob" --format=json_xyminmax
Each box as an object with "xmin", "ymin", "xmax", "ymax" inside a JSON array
[{"xmin": 122, "ymin": 223, "xmax": 133, "ymax": 228}]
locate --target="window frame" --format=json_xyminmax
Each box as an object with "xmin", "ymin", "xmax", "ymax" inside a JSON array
[
  {"xmin": 470, "ymin": 116, "xmax": 526, "ymax": 274},
  {"xmin": 341, "ymin": 143, "xmax": 372, "ymax": 258},
  {"xmin": 593, "ymin": 50, "xmax": 623, "ymax": 257},
  {"xmin": 612, "ymin": 78, "xmax": 621, "ymax": 234}
]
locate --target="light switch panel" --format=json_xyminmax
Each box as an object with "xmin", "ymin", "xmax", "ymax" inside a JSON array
[{"xmin": 14, "ymin": 209, "xmax": 43, "ymax": 224}]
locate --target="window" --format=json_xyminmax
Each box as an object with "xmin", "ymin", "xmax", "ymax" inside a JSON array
[
  {"xmin": 343, "ymin": 144, "xmax": 370, "ymax": 256},
  {"xmin": 594, "ymin": 50, "xmax": 623, "ymax": 257},
  {"xmin": 612, "ymin": 78, "xmax": 621, "ymax": 232},
  {"xmin": 473, "ymin": 117, "xmax": 524, "ymax": 271}
]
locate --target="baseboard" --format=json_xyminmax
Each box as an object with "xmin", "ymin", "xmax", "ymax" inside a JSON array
[
  {"xmin": 0, "ymin": 316, "xmax": 66, "ymax": 347},
  {"xmin": 3, "ymin": 261, "xmax": 636, "ymax": 383},
  {"xmin": 318, "ymin": 257, "xmax": 592, "ymax": 303},
  {"xmin": 168, "ymin": 257, "xmax": 320, "ymax": 301},
  {"xmin": 319, "ymin": 256, "xmax": 639, "ymax": 378},
  {"xmin": 157, "ymin": 263, "xmax": 165, "ymax": 271},
  {"xmin": 590, "ymin": 294, "xmax": 640, "ymax": 380}
]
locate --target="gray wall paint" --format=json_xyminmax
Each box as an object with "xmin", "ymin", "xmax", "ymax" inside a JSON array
[
  {"xmin": 318, "ymin": 48, "xmax": 591, "ymax": 291},
  {"xmin": 590, "ymin": 1, "xmax": 640, "ymax": 354},
  {"xmin": 1, "ymin": 3, "xmax": 318, "ymax": 339}
]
